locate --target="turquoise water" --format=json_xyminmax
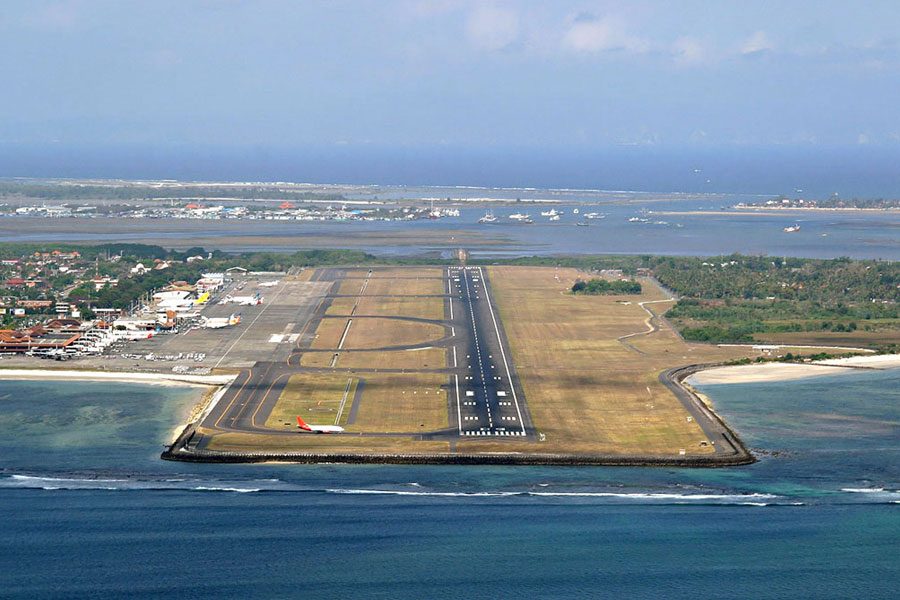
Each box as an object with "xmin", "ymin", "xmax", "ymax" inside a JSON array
[{"xmin": 1, "ymin": 372, "xmax": 898, "ymax": 598}]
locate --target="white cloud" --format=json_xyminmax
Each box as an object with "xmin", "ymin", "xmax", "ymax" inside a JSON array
[
  {"xmin": 741, "ymin": 30, "xmax": 774, "ymax": 55},
  {"xmin": 672, "ymin": 36, "xmax": 705, "ymax": 65},
  {"xmin": 561, "ymin": 14, "xmax": 649, "ymax": 54},
  {"xmin": 465, "ymin": 5, "xmax": 519, "ymax": 51}
]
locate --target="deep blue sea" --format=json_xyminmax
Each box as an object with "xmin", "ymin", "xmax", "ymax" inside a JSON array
[{"xmin": 1, "ymin": 371, "xmax": 898, "ymax": 598}]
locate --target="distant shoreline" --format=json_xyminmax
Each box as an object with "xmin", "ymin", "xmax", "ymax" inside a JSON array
[{"xmin": 733, "ymin": 205, "xmax": 900, "ymax": 213}]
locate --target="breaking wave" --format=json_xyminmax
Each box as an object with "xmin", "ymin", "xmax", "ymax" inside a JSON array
[{"xmin": 1, "ymin": 474, "xmax": 273, "ymax": 493}]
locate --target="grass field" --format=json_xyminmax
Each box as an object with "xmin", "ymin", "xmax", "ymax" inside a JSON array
[
  {"xmin": 299, "ymin": 347, "xmax": 446, "ymax": 370},
  {"xmin": 265, "ymin": 373, "xmax": 358, "ymax": 429},
  {"xmin": 353, "ymin": 295, "xmax": 444, "ymax": 320},
  {"xmin": 324, "ymin": 296, "xmax": 358, "ymax": 315},
  {"xmin": 346, "ymin": 373, "xmax": 448, "ymax": 433},
  {"xmin": 343, "ymin": 268, "xmax": 444, "ymax": 279},
  {"xmin": 342, "ymin": 317, "xmax": 446, "ymax": 349},
  {"xmin": 483, "ymin": 266, "xmax": 756, "ymax": 456},
  {"xmin": 310, "ymin": 317, "xmax": 350, "ymax": 349},
  {"xmin": 337, "ymin": 278, "xmax": 367, "ymax": 296},
  {"xmin": 364, "ymin": 277, "xmax": 444, "ymax": 296},
  {"xmin": 335, "ymin": 347, "xmax": 446, "ymax": 370},
  {"xmin": 205, "ymin": 431, "xmax": 451, "ymax": 454}
]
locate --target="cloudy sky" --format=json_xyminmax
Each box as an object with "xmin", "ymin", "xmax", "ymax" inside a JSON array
[{"xmin": 2, "ymin": 0, "xmax": 899, "ymax": 149}]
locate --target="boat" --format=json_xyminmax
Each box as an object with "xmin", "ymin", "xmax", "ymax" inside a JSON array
[
  {"xmin": 783, "ymin": 224, "xmax": 801, "ymax": 233},
  {"xmin": 573, "ymin": 208, "xmax": 580, "ymax": 214},
  {"xmin": 549, "ymin": 214, "xmax": 560, "ymax": 221},
  {"xmin": 478, "ymin": 210, "xmax": 498, "ymax": 224},
  {"xmin": 540, "ymin": 209, "xmax": 559, "ymax": 217},
  {"xmin": 584, "ymin": 212, "xmax": 605, "ymax": 219},
  {"xmin": 509, "ymin": 213, "xmax": 530, "ymax": 221},
  {"xmin": 575, "ymin": 222, "xmax": 589, "ymax": 227}
]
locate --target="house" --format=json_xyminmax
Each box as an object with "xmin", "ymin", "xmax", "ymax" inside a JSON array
[{"xmin": 91, "ymin": 277, "xmax": 118, "ymax": 291}]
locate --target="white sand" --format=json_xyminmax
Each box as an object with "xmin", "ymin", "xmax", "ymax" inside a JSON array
[
  {"xmin": 688, "ymin": 354, "xmax": 900, "ymax": 385},
  {"xmin": 815, "ymin": 355, "xmax": 900, "ymax": 369},
  {"xmin": 0, "ymin": 368, "xmax": 236, "ymax": 387}
]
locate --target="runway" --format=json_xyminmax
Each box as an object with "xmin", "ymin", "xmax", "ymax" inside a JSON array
[{"xmin": 450, "ymin": 266, "xmax": 528, "ymax": 437}]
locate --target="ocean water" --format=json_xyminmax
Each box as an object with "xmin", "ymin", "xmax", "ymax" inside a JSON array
[{"xmin": 0, "ymin": 372, "xmax": 898, "ymax": 598}]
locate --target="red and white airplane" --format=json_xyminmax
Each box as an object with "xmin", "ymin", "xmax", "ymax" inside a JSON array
[{"xmin": 296, "ymin": 416, "xmax": 344, "ymax": 434}]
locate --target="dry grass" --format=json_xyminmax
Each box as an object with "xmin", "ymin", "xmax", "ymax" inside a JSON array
[
  {"xmin": 345, "ymin": 267, "xmax": 445, "ymax": 279},
  {"xmin": 309, "ymin": 317, "xmax": 350, "ymax": 349},
  {"xmin": 265, "ymin": 373, "xmax": 357, "ymax": 429},
  {"xmin": 347, "ymin": 373, "xmax": 448, "ymax": 433},
  {"xmin": 354, "ymin": 295, "xmax": 444, "ymax": 320},
  {"xmin": 299, "ymin": 352, "xmax": 338, "ymax": 368},
  {"xmin": 337, "ymin": 278, "xmax": 366, "ymax": 296},
  {"xmin": 205, "ymin": 432, "xmax": 450, "ymax": 454},
  {"xmin": 333, "ymin": 347, "xmax": 446, "ymax": 370},
  {"xmin": 324, "ymin": 296, "xmax": 358, "ymax": 316},
  {"xmin": 364, "ymin": 277, "xmax": 444, "ymax": 296},
  {"xmin": 342, "ymin": 317, "xmax": 446, "ymax": 350},
  {"xmin": 487, "ymin": 266, "xmax": 758, "ymax": 456}
]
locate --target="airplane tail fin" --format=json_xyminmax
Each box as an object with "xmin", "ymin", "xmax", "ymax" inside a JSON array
[{"xmin": 296, "ymin": 416, "xmax": 312, "ymax": 431}]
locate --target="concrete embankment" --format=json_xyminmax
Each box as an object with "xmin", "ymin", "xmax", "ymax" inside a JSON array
[
  {"xmin": 161, "ymin": 446, "xmax": 754, "ymax": 467},
  {"xmin": 661, "ymin": 364, "xmax": 755, "ymax": 464}
]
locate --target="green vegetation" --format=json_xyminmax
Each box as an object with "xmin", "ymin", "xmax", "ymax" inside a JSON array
[
  {"xmin": 657, "ymin": 255, "xmax": 899, "ymax": 347},
  {"xmin": 572, "ymin": 278, "xmax": 642, "ymax": 295}
]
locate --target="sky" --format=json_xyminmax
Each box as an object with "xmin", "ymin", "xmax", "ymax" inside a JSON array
[{"xmin": 1, "ymin": 0, "xmax": 899, "ymax": 152}]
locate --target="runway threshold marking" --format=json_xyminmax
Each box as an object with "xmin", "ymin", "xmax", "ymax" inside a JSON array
[{"xmin": 478, "ymin": 266, "xmax": 526, "ymax": 436}]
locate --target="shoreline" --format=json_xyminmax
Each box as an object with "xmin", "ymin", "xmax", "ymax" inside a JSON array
[
  {"xmin": 0, "ymin": 368, "xmax": 236, "ymax": 388},
  {"xmin": 687, "ymin": 354, "xmax": 900, "ymax": 385}
]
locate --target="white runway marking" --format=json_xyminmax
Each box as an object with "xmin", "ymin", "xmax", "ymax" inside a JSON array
[{"xmin": 478, "ymin": 266, "xmax": 526, "ymax": 436}]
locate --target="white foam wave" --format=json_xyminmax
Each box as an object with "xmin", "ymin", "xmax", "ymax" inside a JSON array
[
  {"xmin": 192, "ymin": 486, "xmax": 261, "ymax": 493},
  {"xmin": 1, "ymin": 474, "xmax": 278, "ymax": 493},
  {"xmin": 327, "ymin": 488, "xmax": 779, "ymax": 502},
  {"xmin": 327, "ymin": 489, "xmax": 519, "ymax": 497},
  {"xmin": 525, "ymin": 491, "xmax": 778, "ymax": 501},
  {"xmin": 841, "ymin": 487, "xmax": 885, "ymax": 493}
]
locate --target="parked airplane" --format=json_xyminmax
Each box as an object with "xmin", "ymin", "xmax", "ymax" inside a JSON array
[
  {"xmin": 218, "ymin": 293, "xmax": 263, "ymax": 306},
  {"xmin": 296, "ymin": 416, "xmax": 344, "ymax": 434},
  {"xmin": 201, "ymin": 313, "xmax": 241, "ymax": 329}
]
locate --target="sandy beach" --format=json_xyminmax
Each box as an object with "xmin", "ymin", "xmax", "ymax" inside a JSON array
[
  {"xmin": 0, "ymin": 368, "xmax": 236, "ymax": 387},
  {"xmin": 687, "ymin": 354, "xmax": 900, "ymax": 385}
]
